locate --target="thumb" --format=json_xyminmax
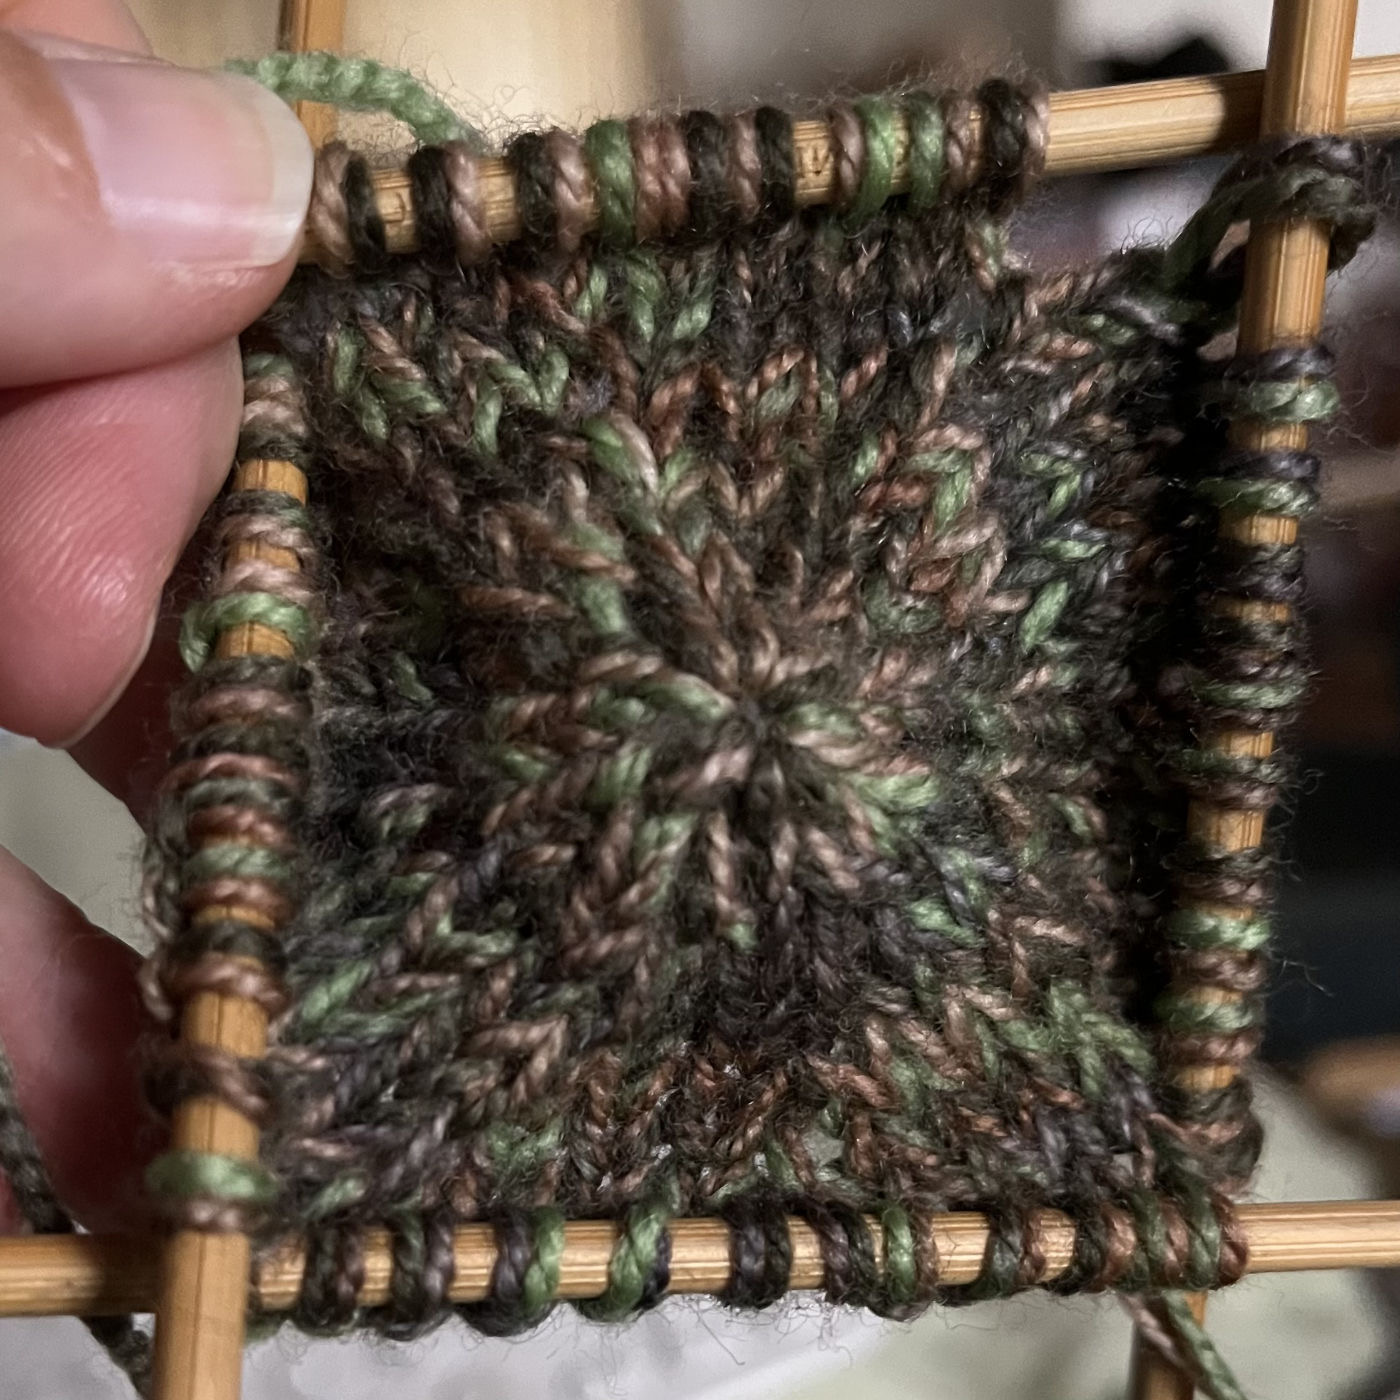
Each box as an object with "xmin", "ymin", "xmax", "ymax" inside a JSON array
[{"xmin": 0, "ymin": 29, "xmax": 313, "ymax": 386}]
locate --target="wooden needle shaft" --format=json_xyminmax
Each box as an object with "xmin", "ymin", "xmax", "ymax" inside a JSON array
[
  {"xmin": 4, "ymin": 1200, "xmax": 1400, "ymax": 1319},
  {"xmin": 149, "ymin": 461, "xmax": 309, "ymax": 1400},
  {"xmin": 1131, "ymin": 1, "xmax": 1360, "ymax": 1396},
  {"xmin": 300, "ymin": 52, "xmax": 1400, "ymax": 263},
  {"xmin": 149, "ymin": 17, "xmax": 346, "ymax": 1400}
]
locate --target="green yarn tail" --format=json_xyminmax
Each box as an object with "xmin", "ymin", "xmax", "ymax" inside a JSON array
[
  {"xmin": 227, "ymin": 51, "xmax": 482, "ymax": 149},
  {"xmin": 1160, "ymin": 1290, "xmax": 1248, "ymax": 1400}
]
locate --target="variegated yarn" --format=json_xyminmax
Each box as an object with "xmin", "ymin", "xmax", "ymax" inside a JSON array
[{"xmin": 0, "ymin": 53, "xmax": 1378, "ymax": 1400}]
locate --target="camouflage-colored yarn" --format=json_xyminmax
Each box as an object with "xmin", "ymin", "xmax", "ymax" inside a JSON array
[
  {"xmin": 130, "ymin": 80, "xmax": 1380, "ymax": 1364},
  {"xmin": 0, "ymin": 55, "xmax": 1376, "ymax": 1398}
]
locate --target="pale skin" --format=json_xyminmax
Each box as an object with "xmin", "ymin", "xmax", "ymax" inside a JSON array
[{"xmin": 0, "ymin": 0, "xmax": 311, "ymax": 1230}]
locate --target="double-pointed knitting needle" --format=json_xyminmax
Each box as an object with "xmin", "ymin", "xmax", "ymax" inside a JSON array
[
  {"xmin": 4, "ymin": 1200, "xmax": 1400, "ymax": 1318},
  {"xmin": 146, "ymin": 8, "xmax": 343, "ymax": 1399},
  {"xmin": 297, "ymin": 50, "xmax": 1400, "ymax": 263},
  {"xmin": 1129, "ymin": 0, "xmax": 1361, "ymax": 1395}
]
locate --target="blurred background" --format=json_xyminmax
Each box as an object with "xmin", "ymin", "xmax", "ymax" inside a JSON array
[{"xmin": 3, "ymin": 0, "xmax": 1400, "ymax": 1394}]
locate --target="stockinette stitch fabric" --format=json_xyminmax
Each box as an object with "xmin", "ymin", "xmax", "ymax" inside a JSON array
[{"xmin": 0, "ymin": 52, "xmax": 1379, "ymax": 1398}]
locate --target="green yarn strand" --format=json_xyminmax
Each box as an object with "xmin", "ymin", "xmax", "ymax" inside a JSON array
[
  {"xmin": 1159, "ymin": 1292, "xmax": 1248, "ymax": 1400},
  {"xmin": 878, "ymin": 1205, "xmax": 921, "ymax": 1311},
  {"xmin": 582, "ymin": 119, "xmax": 638, "ymax": 245},
  {"xmin": 1212, "ymin": 377, "xmax": 1340, "ymax": 423},
  {"xmin": 1191, "ymin": 476, "xmax": 1317, "ymax": 516},
  {"xmin": 847, "ymin": 98, "xmax": 898, "ymax": 224},
  {"xmin": 228, "ymin": 52, "xmax": 480, "ymax": 148},
  {"xmin": 145, "ymin": 1149, "xmax": 278, "ymax": 1205},
  {"xmin": 181, "ymin": 842, "xmax": 295, "ymax": 887},
  {"xmin": 179, "ymin": 592, "xmax": 314, "ymax": 670},
  {"xmin": 522, "ymin": 1208, "xmax": 567, "ymax": 1316},
  {"xmin": 1160, "ymin": 160, "xmax": 1370, "ymax": 290},
  {"xmin": 1168, "ymin": 909, "xmax": 1269, "ymax": 953},
  {"xmin": 903, "ymin": 91, "xmax": 946, "ymax": 213},
  {"xmin": 584, "ymin": 119, "xmax": 637, "ymax": 245},
  {"xmin": 576, "ymin": 1203, "xmax": 671, "ymax": 1321}
]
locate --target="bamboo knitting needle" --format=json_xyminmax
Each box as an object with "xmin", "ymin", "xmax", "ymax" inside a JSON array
[
  {"xmin": 4, "ymin": 1200, "xmax": 1400, "ymax": 1319},
  {"xmin": 146, "ymin": 463, "xmax": 307, "ymax": 1400},
  {"xmin": 1129, "ymin": 0, "xmax": 1360, "ymax": 1396},
  {"xmin": 301, "ymin": 51, "xmax": 1400, "ymax": 262},
  {"xmin": 148, "ymin": 12, "xmax": 338, "ymax": 1399}
]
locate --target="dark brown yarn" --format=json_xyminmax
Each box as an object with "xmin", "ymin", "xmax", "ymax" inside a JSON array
[
  {"xmin": 296, "ymin": 1221, "xmax": 367, "ymax": 1334},
  {"xmin": 406, "ymin": 144, "xmax": 459, "ymax": 267},
  {"xmin": 682, "ymin": 109, "xmax": 731, "ymax": 239},
  {"xmin": 753, "ymin": 106, "xmax": 796, "ymax": 220},
  {"xmin": 718, "ymin": 1196, "xmax": 793, "ymax": 1308},
  {"xmin": 505, "ymin": 131, "xmax": 558, "ymax": 249},
  {"xmin": 458, "ymin": 1211, "xmax": 550, "ymax": 1336},
  {"xmin": 342, "ymin": 152, "xmax": 389, "ymax": 272},
  {"xmin": 794, "ymin": 1200, "xmax": 881, "ymax": 1307},
  {"xmin": 381, "ymin": 1208, "xmax": 458, "ymax": 1340}
]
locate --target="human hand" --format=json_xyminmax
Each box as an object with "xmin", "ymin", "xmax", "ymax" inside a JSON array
[{"xmin": 0, "ymin": 0, "xmax": 312, "ymax": 1231}]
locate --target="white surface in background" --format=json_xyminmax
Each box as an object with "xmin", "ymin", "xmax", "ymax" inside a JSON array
[
  {"xmin": 1063, "ymin": 0, "xmax": 1400, "ymax": 69},
  {"xmin": 0, "ymin": 739, "xmax": 145, "ymax": 952}
]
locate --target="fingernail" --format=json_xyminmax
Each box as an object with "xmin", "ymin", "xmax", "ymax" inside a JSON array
[
  {"xmin": 16, "ymin": 28, "xmax": 151, "ymax": 62},
  {"xmin": 44, "ymin": 48, "xmax": 313, "ymax": 267}
]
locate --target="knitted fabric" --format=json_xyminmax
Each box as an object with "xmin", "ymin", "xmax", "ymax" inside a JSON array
[
  {"xmin": 138, "ymin": 80, "xmax": 1379, "ymax": 1338},
  {"xmin": 0, "ymin": 59, "xmax": 1378, "ymax": 1387}
]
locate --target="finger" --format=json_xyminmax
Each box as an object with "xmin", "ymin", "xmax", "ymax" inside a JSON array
[
  {"xmin": 0, "ymin": 846, "xmax": 154, "ymax": 1234},
  {"xmin": 0, "ymin": 0, "xmax": 148, "ymax": 52},
  {"xmin": 0, "ymin": 339, "xmax": 241, "ymax": 745},
  {"xmin": 68, "ymin": 600, "xmax": 189, "ymax": 822},
  {"xmin": 0, "ymin": 27, "xmax": 312, "ymax": 386}
]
